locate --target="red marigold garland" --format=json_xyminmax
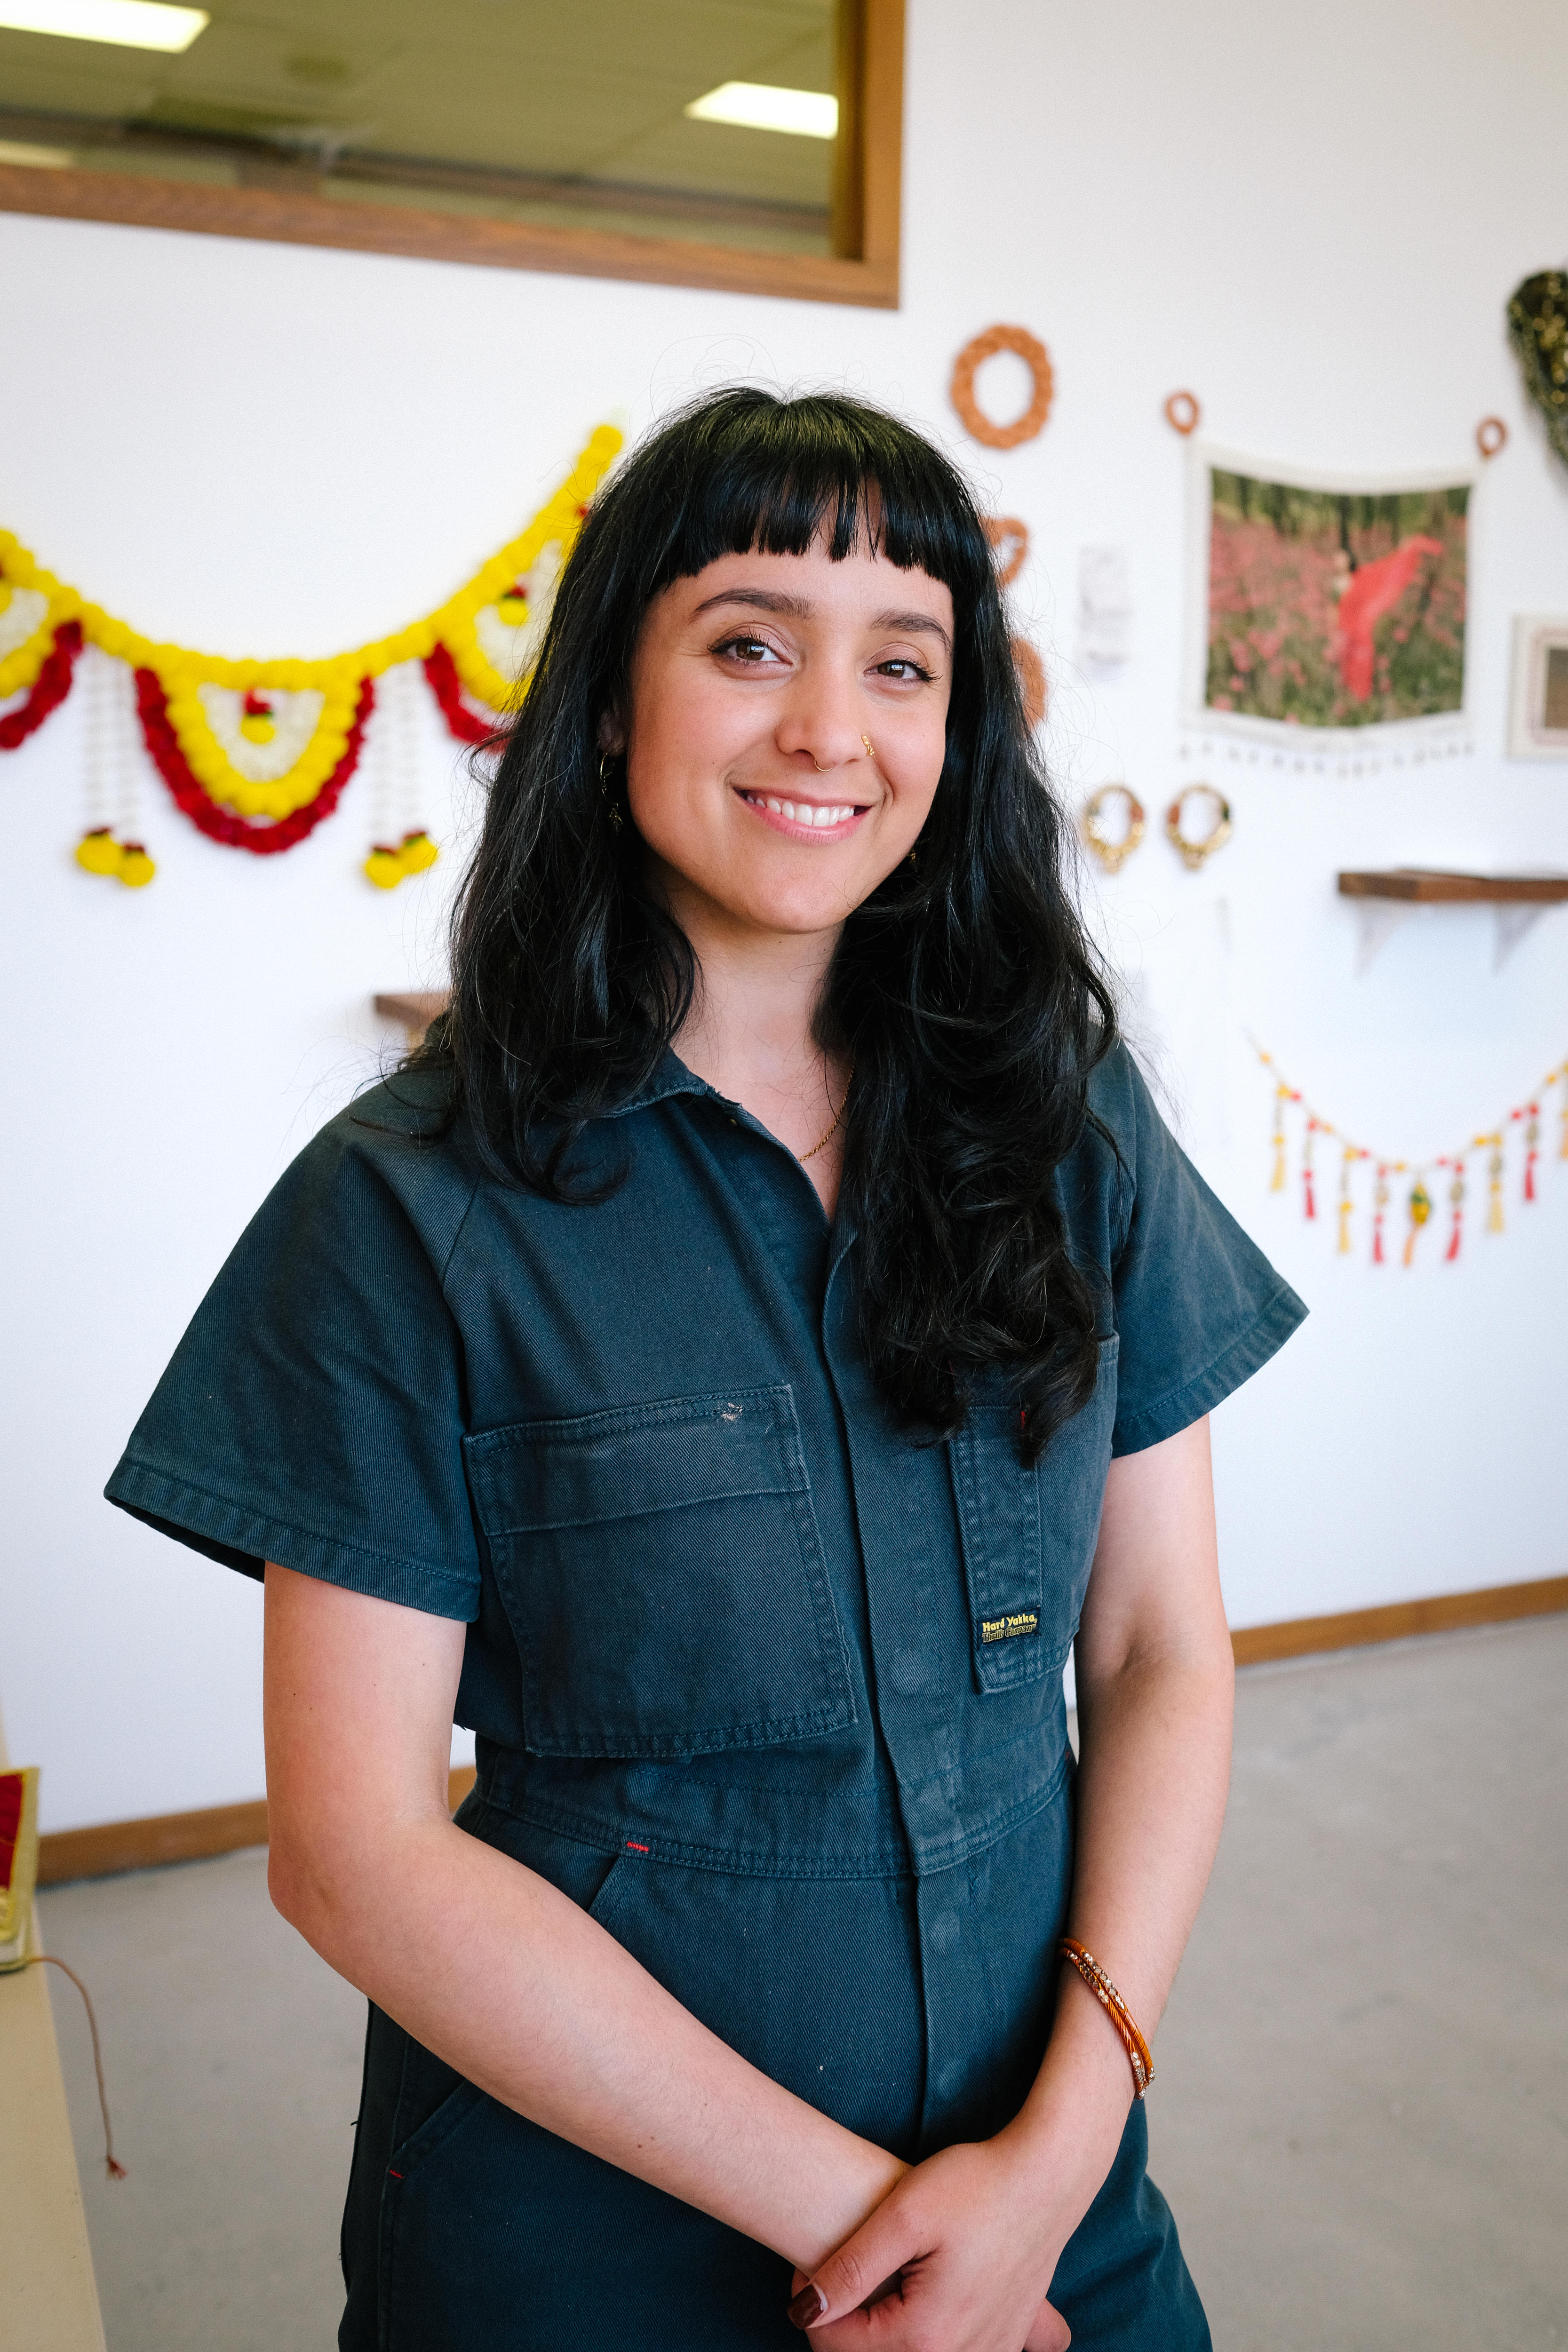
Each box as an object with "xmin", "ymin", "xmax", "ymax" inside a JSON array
[
  {"xmin": 422, "ymin": 642, "xmax": 499, "ymax": 747},
  {"xmin": 0, "ymin": 621, "xmax": 82, "ymax": 750},
  {"xmin": 135, "ymin": 667, "xmax": 374, "ymax": 854}
]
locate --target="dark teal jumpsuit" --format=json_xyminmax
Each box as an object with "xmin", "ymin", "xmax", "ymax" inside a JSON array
[{"xmin": 108, "ymin": 1042, "xmax": 1304, "ymax": 2350}]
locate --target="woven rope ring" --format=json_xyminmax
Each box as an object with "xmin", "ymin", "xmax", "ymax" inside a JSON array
[
  {"xmin": 1081, "ymin": 784, "xmax": 1146, "ymax": 873},
  {"xmin": 983, "ymin": 515, "xmax": 1030, "ymax": 586},
  {"xmin": 1476, "ymin": 416, "xmax": 1508, "ymax": 459},
  {"xmin": 1010, "ymin": 638, "xmax": 1047, "ymax": 729},
  {"xmin": 1163, "ymin": 390, "xmax": 1202, "ymax": 436},
  {"xmin": 951, "ymin": 326, "xmax": 1054, "ymax": 449},
  {"xmin": 1166, "ymin": 783, "xmax": 1232, "ymax": 870}
]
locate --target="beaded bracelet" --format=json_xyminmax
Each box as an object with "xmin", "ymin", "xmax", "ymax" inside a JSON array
[{"xmin": 1058, "ymin": 1938, "xmax": 1154, "ymax": 2100}]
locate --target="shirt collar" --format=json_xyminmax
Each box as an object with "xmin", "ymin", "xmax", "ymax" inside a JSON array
[{"xmin": 605, "ymin": 1048, "xmax": 859, "ymax": 1256}]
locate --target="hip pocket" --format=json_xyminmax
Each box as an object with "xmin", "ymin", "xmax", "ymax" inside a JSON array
[
  {"xmin": 464, "ymin": 1383, "xmax": 854, "ymax": 1759},
  {"xmin": 949, "ymin": 1339, "xmax": 1118, "ymax": 1694}
]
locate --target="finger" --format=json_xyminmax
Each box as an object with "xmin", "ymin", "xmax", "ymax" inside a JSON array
[
  {"xmin": 1023, "ymin": 2296, "xmax": 1071, "ymax": 2352},
  {"xmin": 787, "ymin": 2209, "xmax": 924, "ymax": 2329}
]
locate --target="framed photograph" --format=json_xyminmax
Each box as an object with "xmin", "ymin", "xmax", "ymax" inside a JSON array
[
  {"xmin": 1507, "ymin": 616, "xmax": 1568, "ymax": 759},
  {"xmin": 1184, "ymin": 445, "xmax": 1474, "ymax": 757}
]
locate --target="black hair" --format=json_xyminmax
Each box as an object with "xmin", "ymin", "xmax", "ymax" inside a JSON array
[{"xmin": 421, "ymin": 386, "xmax": 1116, "ymax": 1460}]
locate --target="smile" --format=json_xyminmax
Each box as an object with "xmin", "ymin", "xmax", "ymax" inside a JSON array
[{"xmin": 738, "ymin": 790, "xmax": 869, "ymax": 838}]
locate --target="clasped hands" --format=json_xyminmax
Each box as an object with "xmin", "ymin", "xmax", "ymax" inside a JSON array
[{"xmin": 786, "ymin": 2131, "xmax": 1074, "ymax": 2352}]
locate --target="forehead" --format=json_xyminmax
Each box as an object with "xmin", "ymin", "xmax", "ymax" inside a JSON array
[{"xmin": 661, "ymin": 539, "xmax": 955, "ymax": 626}]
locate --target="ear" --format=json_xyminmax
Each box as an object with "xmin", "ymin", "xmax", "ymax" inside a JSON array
[{"xmin": 597, "ymin": 710, "xmax": 626, "ymax": 756}]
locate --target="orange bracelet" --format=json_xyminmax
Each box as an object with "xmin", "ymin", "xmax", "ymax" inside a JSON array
[{"xmin": 1058, "ymin": 1938, "xmax": 1154, "ymax": 2099}]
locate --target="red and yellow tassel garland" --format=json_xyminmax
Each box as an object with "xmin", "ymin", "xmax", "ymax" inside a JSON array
[{"xmin": 1252, "ymin": 1041, "xmax": 1565, "ymax": 1271}]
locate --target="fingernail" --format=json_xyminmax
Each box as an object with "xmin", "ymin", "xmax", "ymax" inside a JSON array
[{"xmin": 788, "ymin": 2281, "xmax": 828, "ymax": 2329}]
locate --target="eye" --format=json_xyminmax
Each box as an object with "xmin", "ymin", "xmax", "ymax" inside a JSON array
[
  {"xmin": 713, "ymin": 633, "xmax": 786, "ymax": 666},
  {"xmin": 874, "ymin": 656, "xmax": 936, "ymax": 683}
]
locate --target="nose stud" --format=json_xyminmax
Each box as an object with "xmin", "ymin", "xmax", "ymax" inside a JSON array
[{"xmin": 810, "ymin": 739, "xmax": 875, "ymax": 772}]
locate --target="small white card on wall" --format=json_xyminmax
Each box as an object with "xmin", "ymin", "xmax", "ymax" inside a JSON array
[
  {"xmin": 1078, "ymin": 545, "xmax": 1132, "ymax": 671},
  {"xmin": 1508, "ymin": 615, "xmax": 1568, "ymax": 758}
]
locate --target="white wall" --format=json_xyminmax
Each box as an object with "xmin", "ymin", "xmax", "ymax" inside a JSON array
[{"xmin": 4, "ymin": 0, "xmax": 1567, "ymax": 1833}]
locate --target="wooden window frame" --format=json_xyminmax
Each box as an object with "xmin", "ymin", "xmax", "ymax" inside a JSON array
[{"xmin": 0, "ymin": 0, "xmax": 903, "ymax": 308}]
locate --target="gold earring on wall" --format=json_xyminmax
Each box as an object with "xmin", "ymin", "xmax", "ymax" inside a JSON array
[
  {"xmin": 1165, "ymin": 784, "xmax": 1232, "ymax": 871},
  {"xmin": 1081, "ymin": 784, "xmax": 1146, "ymax": 874}
]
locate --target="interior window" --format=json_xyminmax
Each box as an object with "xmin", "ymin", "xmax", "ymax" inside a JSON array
[{"xmin": 0, "ymin": 0, "xmax": 895, "ymax": 286}]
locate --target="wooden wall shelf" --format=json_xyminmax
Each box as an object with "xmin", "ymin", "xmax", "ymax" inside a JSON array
[
  {"xmin": 1338, "ymin": 869, "xmax": 1568, "ymax": 904},
  {"xmin": 1336, "ymin": 870, "xmax": 1568, "ymax": 972},
  {"xmin": 374, "ymin": 989, "xmax": 451, "ymax": 1047}
]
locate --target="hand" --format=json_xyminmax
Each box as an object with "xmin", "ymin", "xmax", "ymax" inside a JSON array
[{"xmin": 784, "ymin": 2137, "xmax": 1072, "ymax": 2352}]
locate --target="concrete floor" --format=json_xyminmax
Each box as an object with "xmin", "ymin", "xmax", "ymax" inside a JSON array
[{"xmin": 38, "ymin": 1616, "xmax": 1568, "ymax": 2350}]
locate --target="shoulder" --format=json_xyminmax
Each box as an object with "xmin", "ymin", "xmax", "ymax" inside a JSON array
[
  {"xmin": 1052, "ymin": 1038, "xmax": 1159, "ymax": 1267},
  {"xmin": 264, "ymin": 1065, "xmax": 485, "ymax": 1285}
]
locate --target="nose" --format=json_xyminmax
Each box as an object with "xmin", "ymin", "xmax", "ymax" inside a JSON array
[{"xmin": 774, "ymin": 665, "xmax": 870, "ymax": 777}]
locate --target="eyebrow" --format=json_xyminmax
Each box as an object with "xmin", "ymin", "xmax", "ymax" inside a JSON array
[{"xmin": 692, "ymin": 587, "xmax": 951, "ymax": 656}]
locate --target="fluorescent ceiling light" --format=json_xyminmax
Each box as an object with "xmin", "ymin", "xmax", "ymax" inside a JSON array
[
  {"xmin": 684, "ymin": 82, "xmax": 838, "ymax": 139},
  {"xmin": 0, "ymin": 0, "xmax": 209, "ymax": 52}
]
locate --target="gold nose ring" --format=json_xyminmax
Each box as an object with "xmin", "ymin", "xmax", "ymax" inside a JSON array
[{"xmin": 861, "ymin": 735, "xmax": 875, "ymax": 760}]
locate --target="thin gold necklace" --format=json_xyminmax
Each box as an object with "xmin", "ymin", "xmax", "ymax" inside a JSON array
[{"xmin": 800, "ymin": 1064, "xmax": 853, "ymax": 1161}]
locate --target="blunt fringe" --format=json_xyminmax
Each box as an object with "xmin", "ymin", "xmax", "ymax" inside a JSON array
[{"xmin": 419, "ymin": 386, "xmax": 1117, "ymax": 1460}]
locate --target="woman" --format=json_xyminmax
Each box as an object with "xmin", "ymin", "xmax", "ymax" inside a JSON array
[{"xmin": 108, "ymin": 388, "xmax": 1305, "ymax": 2350}]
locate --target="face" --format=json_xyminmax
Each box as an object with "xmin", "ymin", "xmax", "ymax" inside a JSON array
[{"xmin": 609, "ymin": 533, "xmax": 954, "ymax": 946}]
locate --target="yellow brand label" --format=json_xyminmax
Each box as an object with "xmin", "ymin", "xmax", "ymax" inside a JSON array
[{"xmin": 980, "ymin": 1612, "xmax": 1040, "ymax": 1644}]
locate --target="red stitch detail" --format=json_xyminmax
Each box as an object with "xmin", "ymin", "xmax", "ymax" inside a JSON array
[
  {"xmin": 625, "ymin": 1841, "xmax": 650, "ymax": 1853},
  {"xmin": 388, "ymin": 2169, "xmax": 404, "ymax": 2180}
]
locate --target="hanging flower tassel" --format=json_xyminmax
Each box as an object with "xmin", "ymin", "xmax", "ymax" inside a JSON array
[
  {"xmin": 1402, "ymin": 1176, "xmax": 1432, "ymax": 1268},
  {"xmin": 1444, "ymin": 1161, "xmax": 1465, "ymax": 1262},
  {"xmin": 363, "ymin": 829, "xmax": 440, "ymax": 890},
  {"xmin": 1487, "ymin": 1138, "xmax": 1506, "ymax": 1233},
  {"xmin": 1302, "ymin": 1118, "xmax": 1318, "ymax": 1220},
  {"xmin": 1371, "ymin": 1165, "xmax": 1389, "ymax": 1264},
  {"xmin": 1523, "ymin": 1108, "xmax": 1539, "ymax": 1202}
]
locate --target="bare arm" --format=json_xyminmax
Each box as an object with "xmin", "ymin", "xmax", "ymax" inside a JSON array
[
  {"xmin": 262, "ymin": 1561, "xmax": 906, "ymax": 2272},
  {"xmin": 795, "ymin": 1417, "xmax": 1235, "ymax": 2346}
]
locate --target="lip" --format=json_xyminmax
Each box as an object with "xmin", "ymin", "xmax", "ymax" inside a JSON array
[{"xmin": 734, "ymin": 787, "xmax": 872, "ymax": 843}]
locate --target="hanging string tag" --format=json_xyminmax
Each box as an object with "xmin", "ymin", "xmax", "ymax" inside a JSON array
[
  {"xmin": 1444, "ymin": 1160, "xmax": 1465, "ymax": 1262},
  {"xmin": 1522, "ymin": 1106, "xmax": 1539, "ymax": 1203},
  {"xmin": 1270, "ymin": 1084, "xmax": 1289, "ymax": 1192},
  {"xmin": 1486, "ymin": 1135, "xmax": 1506, "ymax": 1233},
  {"xmin": 1336, "ymin": 1147, "xmax": 1356, "ymax": 1255}
]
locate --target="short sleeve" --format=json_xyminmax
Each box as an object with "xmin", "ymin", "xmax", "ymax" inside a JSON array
[
  {"xmin": 105, "ymin": 1112, "xmax": 483, "ymax": 1621},
  {"xmin": 1097, "ymin": 1050, "xmax": 1306, "ymax": 1456}
]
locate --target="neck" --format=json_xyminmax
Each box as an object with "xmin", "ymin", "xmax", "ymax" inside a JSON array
[{"xmin": 658, "ymin": 873, "xmax": 850, "ymax": 1208}]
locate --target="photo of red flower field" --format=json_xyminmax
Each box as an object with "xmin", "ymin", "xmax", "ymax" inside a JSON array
[{"xmin": 1205, "ymin": 468, "xmax": 1468, "ymax": 729}]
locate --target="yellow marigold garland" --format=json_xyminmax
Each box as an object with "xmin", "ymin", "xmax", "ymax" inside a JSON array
[{"xmin": 0, "ymin": 423, "xmax": 621, "ymax": 834}]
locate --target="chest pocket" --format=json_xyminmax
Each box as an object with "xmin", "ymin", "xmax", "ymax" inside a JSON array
[
  {"xmin": 464, "ymin": 1384, "xmax": 854, "ymax": 1759},
  {"xmin": 948, "ymin": 1337, "xmax": 1119, "ymax": 1695}
]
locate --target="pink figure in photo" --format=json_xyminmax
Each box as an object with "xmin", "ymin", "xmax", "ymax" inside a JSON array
[{"xmin": 1330, "ymin": 536, "xmax": 1444, "ymax": 699}]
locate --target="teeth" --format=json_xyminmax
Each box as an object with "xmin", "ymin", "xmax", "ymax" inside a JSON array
[{"xmin": 743, "ymin": 793, "xmax": 858, "ymax": 828}]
